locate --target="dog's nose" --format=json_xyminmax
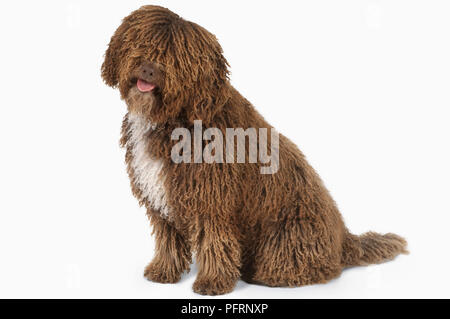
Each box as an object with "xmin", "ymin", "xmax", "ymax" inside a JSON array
[
  {"xmin": 141, "ymin": 64, "xmax": 154, "ymax": 76},
  {"xmin": 139, "ymin": 63, "xmax": 156, "ymax": 80}
]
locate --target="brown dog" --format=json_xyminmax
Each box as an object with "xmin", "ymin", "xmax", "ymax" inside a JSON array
[{"xmin": 101, "ymin": 5, "xmax": 407, "ymax": 295}]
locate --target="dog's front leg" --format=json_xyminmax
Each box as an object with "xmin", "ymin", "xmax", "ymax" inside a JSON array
[
  {"xmin": 192, "ymin": 214, "xmax": 241, "ymax": 295},
  {"xmin": 144, "ymin": 210, "xmax": 192, "ymax": 284}
]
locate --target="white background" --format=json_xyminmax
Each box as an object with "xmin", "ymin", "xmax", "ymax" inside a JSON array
[{"xmin": 0, "ymin": 0, "xmax": 449, "ymax": 299}]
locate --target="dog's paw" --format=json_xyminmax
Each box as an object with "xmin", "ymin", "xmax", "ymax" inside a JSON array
[
  {"xmin": 193, "ymin": 277, "xmax": 236, "ymax": 295},
  {"xmin": 144, "ymin": 261, "xmax": 181, "ymax": 284}
]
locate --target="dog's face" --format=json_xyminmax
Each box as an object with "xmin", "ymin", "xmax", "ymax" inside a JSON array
[
  {"xmin": 102, "ymin": 5, "xmax": 231, "ymax": 124},
  {"xmin": 124, "ymin": 61, "xmax": 165, "ymax": 120}
]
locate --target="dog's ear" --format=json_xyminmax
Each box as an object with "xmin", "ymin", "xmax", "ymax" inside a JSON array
[
  {"xmin": 101, "ymin": 22, "xmax": 128, "ymax": 87},
  {"xmin": 160, "ymin": 55, "xmax": 230, "ymax": 125},
  {"xmin": 188, "ymin": 49, "xmax": 230, "ymax": 125},
  {"xmin": 177, "ymin": 25, "xmax": 231, "ymax": 125},
  {"xmin": 152, "ymin": 24, "xmax": 231, "ymax": 125}
]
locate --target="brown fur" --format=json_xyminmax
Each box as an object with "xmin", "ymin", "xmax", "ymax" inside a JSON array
[{"xmin": 102, "ymin": 5, "xmax": 408, "ymax": 295}]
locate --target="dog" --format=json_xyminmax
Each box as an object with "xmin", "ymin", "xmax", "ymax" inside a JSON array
[{"xmin": 101, "ymin": 5, "xmax": 407, "ymax": 295}]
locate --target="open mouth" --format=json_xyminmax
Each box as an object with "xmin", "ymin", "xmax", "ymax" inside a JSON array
[{"xmin": 136, "ymin": 79, "xmax": 157, "ymax": 93}]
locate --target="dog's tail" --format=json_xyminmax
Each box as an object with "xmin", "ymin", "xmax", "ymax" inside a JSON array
[{"xmin": 341, "ymin": 231, "xmax": 408, "ymax": 267}]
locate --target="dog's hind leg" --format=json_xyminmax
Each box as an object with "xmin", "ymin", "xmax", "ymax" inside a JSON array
[
  {"xmin": 144, "ymin": 210, "xmax": 192, "ymax": 284},
  {"xmin": 244, "ymin": 216, "xmax": 343, "ymax": 287}
]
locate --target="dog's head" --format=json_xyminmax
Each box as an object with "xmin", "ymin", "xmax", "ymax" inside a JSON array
[{"xmin": 102, "ymin": 5, "xmax": 230, "ymax": 124}]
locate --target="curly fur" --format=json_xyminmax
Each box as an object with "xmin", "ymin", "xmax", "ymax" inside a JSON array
[{"xmin": 102, "ymin": 5, "xmax": 408, "ymax": 295}]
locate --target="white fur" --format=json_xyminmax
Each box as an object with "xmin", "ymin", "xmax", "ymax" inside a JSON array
[{"xmin": 127, "ymin": 113, "xmax": 170, "ymax": 218}]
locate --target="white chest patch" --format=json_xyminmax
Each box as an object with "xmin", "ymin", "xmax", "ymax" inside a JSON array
[{"xmin": 127, "ymin": 113, "xmax": 170, "ymax": 218}]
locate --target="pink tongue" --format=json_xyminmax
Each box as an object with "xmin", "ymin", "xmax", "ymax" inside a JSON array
[{"xmin": 137, "ymin": 79, "xmax": 156, "ymax": 92}]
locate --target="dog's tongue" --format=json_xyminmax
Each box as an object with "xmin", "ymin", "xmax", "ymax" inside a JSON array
[{"xmin": 137, "ymin": 79, "xmax": 156, "ymax": 93}]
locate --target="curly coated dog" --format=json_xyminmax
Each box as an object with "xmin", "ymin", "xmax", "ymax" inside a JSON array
[{"xmin": 101, "ymin": 5, "xmax": 407, "ymax": 295}]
